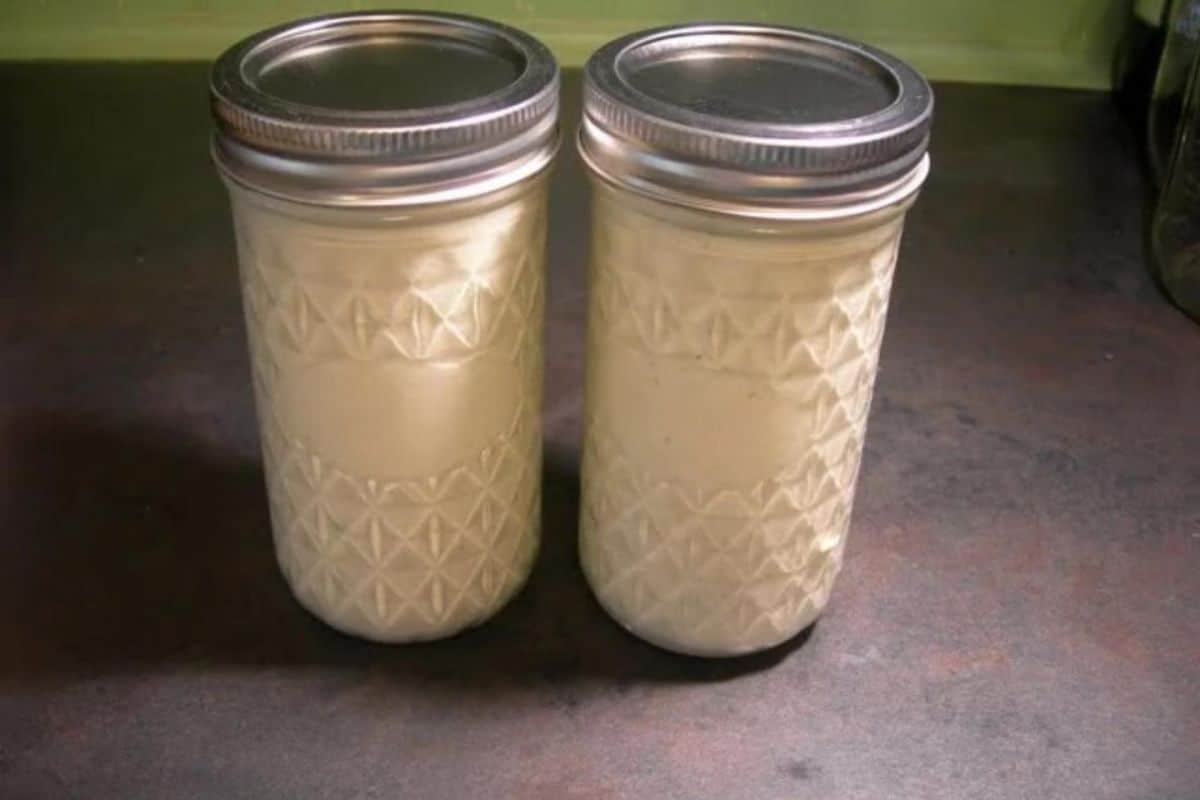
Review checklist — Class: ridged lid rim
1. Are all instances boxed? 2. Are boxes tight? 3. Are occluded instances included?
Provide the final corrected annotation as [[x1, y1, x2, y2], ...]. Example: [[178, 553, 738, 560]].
[[579, 23, 933, 214], [210, 11, 560, 206]]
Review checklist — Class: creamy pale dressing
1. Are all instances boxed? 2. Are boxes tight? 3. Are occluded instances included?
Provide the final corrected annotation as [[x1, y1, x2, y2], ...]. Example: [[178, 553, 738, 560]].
[[230, 183, 546, 642], [580, 182, 912, 656]]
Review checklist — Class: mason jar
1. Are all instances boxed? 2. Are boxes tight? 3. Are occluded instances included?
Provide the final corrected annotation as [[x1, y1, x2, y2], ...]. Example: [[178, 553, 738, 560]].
[[210, 13, 558, 642], [577, 24, 933, 656]]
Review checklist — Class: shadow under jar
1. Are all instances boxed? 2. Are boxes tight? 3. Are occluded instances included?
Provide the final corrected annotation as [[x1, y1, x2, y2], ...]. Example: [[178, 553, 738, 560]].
[[210, 13, 558, 642], [577, 24, 933, 657]]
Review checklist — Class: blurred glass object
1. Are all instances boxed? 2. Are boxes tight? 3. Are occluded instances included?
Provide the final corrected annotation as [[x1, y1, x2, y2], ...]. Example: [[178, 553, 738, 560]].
[[1151, 48, 1200, 319], [1149, 0, 1200, 182], [1113, 0, 1200, 317]]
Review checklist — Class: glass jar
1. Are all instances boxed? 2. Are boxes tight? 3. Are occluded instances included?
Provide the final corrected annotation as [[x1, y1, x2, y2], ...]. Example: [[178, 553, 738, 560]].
[[210, 13, 558, 642], [1152, 44, 1200, 319], [1150, 0, 1200, 182], [577, 24, 933, 656]]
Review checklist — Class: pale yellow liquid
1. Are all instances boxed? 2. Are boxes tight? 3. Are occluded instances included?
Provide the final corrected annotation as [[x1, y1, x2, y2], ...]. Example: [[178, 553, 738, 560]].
[[228, 179, 546, 642], [580, 180, 914, 656]]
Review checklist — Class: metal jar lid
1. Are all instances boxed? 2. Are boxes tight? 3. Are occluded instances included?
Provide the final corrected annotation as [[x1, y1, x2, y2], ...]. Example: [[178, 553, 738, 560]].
[[579, 23, 933, 219], [211, 12, 560, 207]]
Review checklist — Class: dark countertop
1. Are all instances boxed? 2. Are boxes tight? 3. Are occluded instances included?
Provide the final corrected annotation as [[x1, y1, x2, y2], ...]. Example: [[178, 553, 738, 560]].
[[1, 64, 1198, 800]]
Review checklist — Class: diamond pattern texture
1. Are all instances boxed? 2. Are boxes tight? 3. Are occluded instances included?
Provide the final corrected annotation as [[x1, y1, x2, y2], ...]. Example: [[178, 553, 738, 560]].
[[231, 187, 545, 642], [580, 191, 907, 656]]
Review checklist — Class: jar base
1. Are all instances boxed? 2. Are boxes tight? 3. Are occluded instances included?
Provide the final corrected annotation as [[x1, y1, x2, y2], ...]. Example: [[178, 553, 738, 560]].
[[276, 550, 537, 645], [582, 559, 827, 658]]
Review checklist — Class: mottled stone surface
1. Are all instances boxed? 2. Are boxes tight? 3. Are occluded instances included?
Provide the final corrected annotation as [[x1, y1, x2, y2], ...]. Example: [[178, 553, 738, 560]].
[[0, 64, 1197, 799]]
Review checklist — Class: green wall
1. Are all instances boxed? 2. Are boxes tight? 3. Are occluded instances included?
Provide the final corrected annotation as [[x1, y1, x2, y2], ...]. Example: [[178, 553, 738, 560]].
[[2, 1, 1132, 88]]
